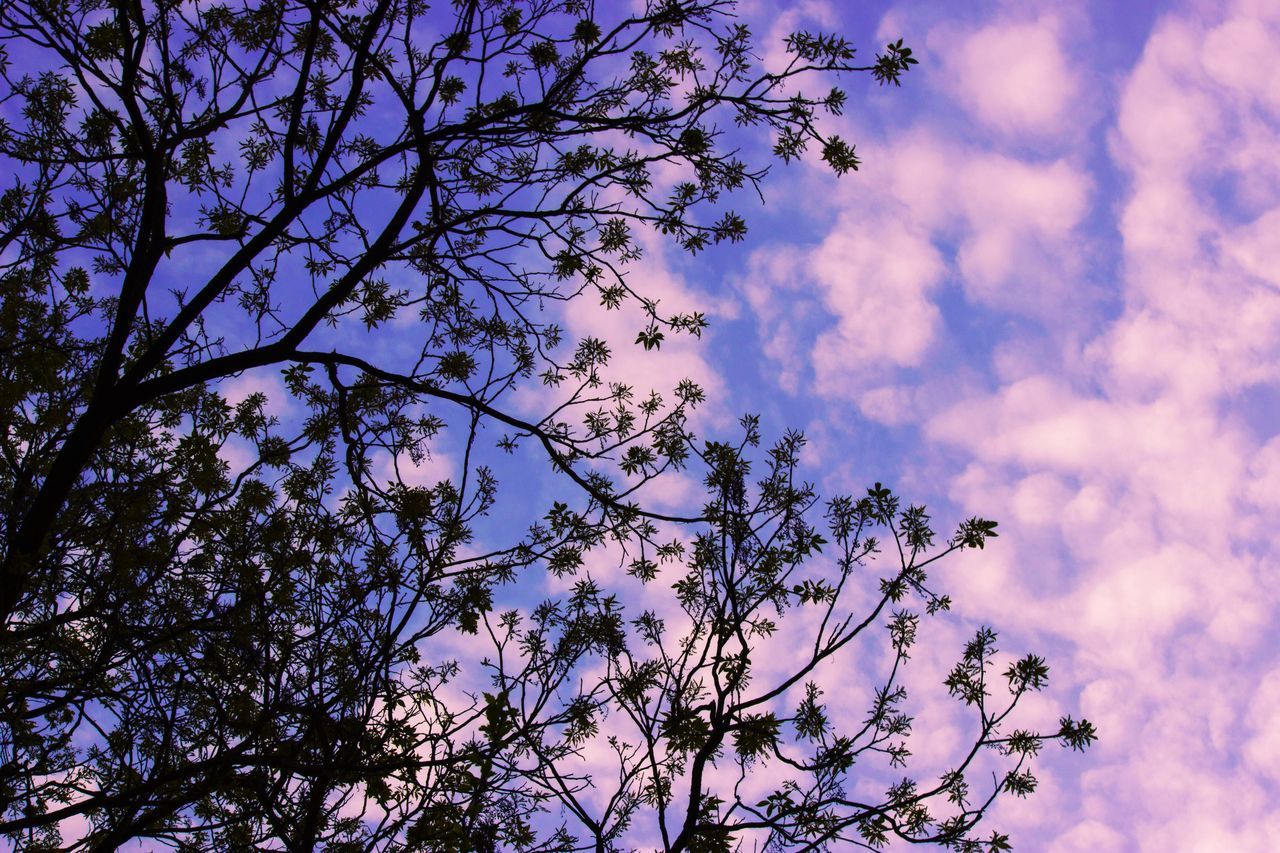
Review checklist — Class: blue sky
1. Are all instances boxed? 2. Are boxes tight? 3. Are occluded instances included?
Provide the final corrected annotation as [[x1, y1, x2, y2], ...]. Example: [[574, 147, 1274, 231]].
[[14, 0, 1280, 847], [206, 0, 1280, 847], [473, 0, 1279, 847], [702, 0, 1280, 847]]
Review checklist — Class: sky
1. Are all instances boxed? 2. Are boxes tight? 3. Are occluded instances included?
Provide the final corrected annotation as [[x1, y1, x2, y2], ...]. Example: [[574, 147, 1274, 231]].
[[577, 0, 1280, 848], [15, 0, 1276, 847]]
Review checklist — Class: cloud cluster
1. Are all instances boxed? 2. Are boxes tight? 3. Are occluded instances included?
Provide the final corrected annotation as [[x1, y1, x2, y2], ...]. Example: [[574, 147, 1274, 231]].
[[931, 13, 1085, 141], [735, 1, 1280, 847], [385, 2, 1280, 846], [929, 4, 1280, 848]]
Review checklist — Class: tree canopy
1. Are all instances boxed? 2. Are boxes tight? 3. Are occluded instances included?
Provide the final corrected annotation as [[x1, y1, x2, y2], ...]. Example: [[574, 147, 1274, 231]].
[[0, 0, 1094, 849]]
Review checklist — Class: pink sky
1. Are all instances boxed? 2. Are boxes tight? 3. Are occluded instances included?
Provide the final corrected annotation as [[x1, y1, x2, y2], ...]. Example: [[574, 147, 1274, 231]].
[[607, 0, 1280, 847]]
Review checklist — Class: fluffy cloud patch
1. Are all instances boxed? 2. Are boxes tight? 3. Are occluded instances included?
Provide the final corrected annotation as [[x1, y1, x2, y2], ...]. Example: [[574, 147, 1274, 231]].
[[809, 215, 945, 398], [709, 1, 1280, 845], [952, 155, 1091, 306], [740, 143, 1092, 424], [868, 133, 1094, 316], [918, 1, 1280, 846], [220, 370, 293, 419], [934, 16, 1083, 139]]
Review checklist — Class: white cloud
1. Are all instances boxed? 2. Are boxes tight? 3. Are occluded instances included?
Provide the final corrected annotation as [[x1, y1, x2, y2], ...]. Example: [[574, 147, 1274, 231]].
[[809, 215, 945, 398], [738, 127, 1095, 424], [915, 2, 1280, 847], [933, 16, 1083, 139]]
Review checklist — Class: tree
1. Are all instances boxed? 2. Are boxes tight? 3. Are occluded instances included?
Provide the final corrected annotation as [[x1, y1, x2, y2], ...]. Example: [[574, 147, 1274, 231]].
[[0, 0, 1093, 849]]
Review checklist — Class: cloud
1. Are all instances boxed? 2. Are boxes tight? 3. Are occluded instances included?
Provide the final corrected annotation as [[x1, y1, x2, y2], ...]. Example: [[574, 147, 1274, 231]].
[[375, 446, 455, 488], [1200, 13, 1280, 116], [737, 124, 1095, 425], [866, 131, 1095, 314], [738, 244, 814, 396], [952, 155, 1092, 307], [748, 0, 840, 76], [747, 149, 1090, 405], [808, 214, 946, 399], [1243, 666, 1280, 783], [932, 15, 1084, 140], [912, 1, 1280, 847], [219, 370, 294, 419]]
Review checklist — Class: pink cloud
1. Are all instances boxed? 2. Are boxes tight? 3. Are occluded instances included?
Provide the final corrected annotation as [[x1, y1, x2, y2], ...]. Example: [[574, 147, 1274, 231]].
[[870, 135, 1095, 319], [855, 384, 917, 425], [374, 446, 455, 488], [727, 22, 1108, 452], [739, 131, 1094, 428], [952, 155, 1092, 306], [1245, 437, 1280, 510], [1243, 667, 1280, 783], [1225, 207, 1280, 288], [913, 2, 1280, 846], [219, 370, 293, 419], [749, 0, 840, 76], [738, 243, 814, 395], [561, 234, 729, 418], [809, 215, 946, 396], [1200, 14, 1280, 115], [932, 16, 1083, 139]]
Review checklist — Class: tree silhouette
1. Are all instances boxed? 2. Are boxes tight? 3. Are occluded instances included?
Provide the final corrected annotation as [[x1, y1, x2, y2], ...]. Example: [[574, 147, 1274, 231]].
[[0, 0, 1093, 849]]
